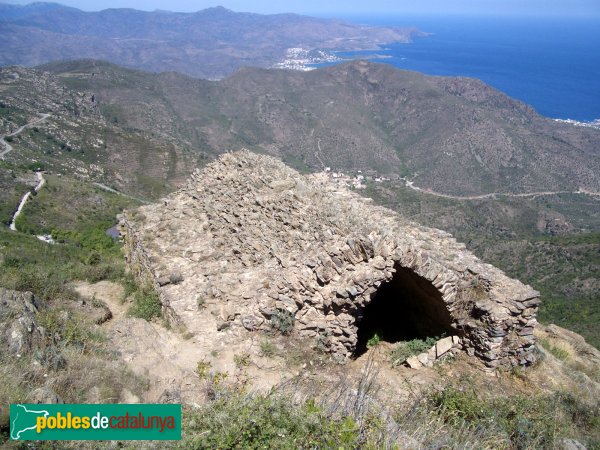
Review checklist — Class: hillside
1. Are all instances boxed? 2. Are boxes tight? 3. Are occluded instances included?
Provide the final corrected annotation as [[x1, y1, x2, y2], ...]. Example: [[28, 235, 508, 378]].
[[363, 182, 600, 348], [0, 3, 422, 79], [36, 59, 600, 196], [1, 59, 599, 346], [1, 58, 599, 447], [0, 64, 201, 198], [1, 153, 598, 449]]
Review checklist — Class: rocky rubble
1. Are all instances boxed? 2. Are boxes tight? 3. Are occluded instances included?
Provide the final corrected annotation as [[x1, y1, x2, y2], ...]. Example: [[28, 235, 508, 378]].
[[120, 150, 540, 368], [0, 287, 43, 355], [405, 336, 462, 369]]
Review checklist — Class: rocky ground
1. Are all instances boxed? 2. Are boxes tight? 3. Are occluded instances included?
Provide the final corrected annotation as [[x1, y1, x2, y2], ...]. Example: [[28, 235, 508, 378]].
[[3, 279, 598, 448]]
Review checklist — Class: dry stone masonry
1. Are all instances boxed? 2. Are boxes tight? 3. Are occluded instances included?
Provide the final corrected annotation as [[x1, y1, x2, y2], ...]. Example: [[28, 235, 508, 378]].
[[120, 150, 540, 368], [0, 287, 43, 355]]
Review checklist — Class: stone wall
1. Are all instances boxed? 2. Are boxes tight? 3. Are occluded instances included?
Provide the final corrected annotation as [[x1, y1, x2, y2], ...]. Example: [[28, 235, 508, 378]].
[[120, 150, 539, 368]]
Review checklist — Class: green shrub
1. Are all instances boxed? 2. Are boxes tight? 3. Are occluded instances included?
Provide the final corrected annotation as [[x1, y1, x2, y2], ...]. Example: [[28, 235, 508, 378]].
[[176, 392, 361, 449], [36, 308, 100, 349], [424, 384, 600, 449], [51, 226, 115, 252], [122, 273, 162, 320], [13, 213, 36, 234], [196, 360, 212, 380], [85, 250, 102, 266], [315, 332, 331, 352], [19, 161, 45, 171], [367, 332, 381, 348], [2, 255, 21, 268], [79, 227, 115, 251], [121, 273, 138, 299], [233, 353, 250, 369], [33, 345, 66, 371], [0, 221, 124, 301], [428, 385, 492, 426], [128, 286, 162, 321], [391, 336, 438, 366], [559, 392, 600, 434], [270, 309, 295, 334], [259, 340, 275, 358]]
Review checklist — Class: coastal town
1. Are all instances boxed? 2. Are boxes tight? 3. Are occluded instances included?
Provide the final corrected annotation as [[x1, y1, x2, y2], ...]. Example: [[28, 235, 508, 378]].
[[271, 47, 342, 71], [553, 118, 600, 130]]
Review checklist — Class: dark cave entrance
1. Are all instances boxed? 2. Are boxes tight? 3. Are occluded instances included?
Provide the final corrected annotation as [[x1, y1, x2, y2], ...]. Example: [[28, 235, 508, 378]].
[[353, 264, 456, 357]]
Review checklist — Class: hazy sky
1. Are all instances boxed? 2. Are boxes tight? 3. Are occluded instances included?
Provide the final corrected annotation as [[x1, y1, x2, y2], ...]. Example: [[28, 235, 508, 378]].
[[2, 0, 599, 17]]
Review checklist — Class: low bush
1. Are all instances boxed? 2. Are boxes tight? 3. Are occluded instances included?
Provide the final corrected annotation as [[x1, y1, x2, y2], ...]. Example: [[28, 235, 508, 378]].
[[367, 332, 381, 348], [233, 353, 250, 369], [539, 338, 570, 360], [270, 309, 295, 334], [127, 284, 162, 321], [176, 392, 362, 450], [195, 360, 212, 380], [422, 384, 600, 449], [259, 340, 275, 357], [0, 229, 124, 302], [391, 336, 438, 366], [36, 308, 99, 349]]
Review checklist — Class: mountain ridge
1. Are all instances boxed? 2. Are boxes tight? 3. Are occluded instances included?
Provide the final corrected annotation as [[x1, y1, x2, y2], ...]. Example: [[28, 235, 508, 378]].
[[0, 2, 423, 79], [2, 59, 599, 198]]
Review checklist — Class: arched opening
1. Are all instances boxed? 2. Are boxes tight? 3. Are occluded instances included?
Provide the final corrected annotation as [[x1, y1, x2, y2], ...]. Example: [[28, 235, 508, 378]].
[[354, 264, 457, 357]]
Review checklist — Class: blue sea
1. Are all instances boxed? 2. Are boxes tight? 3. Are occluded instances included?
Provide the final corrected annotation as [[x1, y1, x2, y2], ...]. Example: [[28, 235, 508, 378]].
[[316, 16, 600, 122]]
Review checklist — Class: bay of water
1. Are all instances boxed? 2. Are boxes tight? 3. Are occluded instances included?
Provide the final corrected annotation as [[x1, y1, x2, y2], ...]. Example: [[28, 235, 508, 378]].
[[318, 15, 600, 121]]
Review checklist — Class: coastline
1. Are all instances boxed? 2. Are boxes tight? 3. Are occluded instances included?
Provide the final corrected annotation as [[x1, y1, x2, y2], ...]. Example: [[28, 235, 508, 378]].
[[271, 48, 341, 71], [273, 17, 599, 121], [272, 47, 395, 71], [553, 118, 600, 130]]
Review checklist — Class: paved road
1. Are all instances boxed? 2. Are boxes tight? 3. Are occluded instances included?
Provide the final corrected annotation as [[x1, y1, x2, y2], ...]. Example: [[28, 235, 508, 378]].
[[403, 179, 600, 200], [0, 113, 50, 159], [93, 182, 148, 203]]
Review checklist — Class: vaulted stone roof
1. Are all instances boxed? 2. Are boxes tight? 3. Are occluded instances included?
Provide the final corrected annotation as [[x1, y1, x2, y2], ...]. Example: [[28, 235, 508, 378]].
[[120, 150, 539, 368]]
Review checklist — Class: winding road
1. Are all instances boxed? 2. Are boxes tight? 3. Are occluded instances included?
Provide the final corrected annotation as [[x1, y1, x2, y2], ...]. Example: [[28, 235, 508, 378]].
[[93, 182, 148, 203], [3, 113, 52, 235], [0, 113, 50, 160], [402, 179, 600, 201], [9, 171, 45, 231]]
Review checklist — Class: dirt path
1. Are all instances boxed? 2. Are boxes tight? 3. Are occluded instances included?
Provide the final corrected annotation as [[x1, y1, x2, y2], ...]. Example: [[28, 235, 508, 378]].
[[71, 281, 210, 402], [9, 172, 45, 231], [403, 179, 600, 201], [315, 138, 326, 169], [93, 182, 148, 203], [0, 113, 50, 159], [71, 280, 128, 323], [70, 280, 302, 403]]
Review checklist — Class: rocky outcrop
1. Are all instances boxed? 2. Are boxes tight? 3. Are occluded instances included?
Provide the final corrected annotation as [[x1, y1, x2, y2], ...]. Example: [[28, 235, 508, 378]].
[[0, 287, 43, 355], [120, 150, 540, 368]]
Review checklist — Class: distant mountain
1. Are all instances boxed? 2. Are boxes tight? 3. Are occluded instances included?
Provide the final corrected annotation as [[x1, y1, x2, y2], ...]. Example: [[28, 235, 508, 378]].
[[35, 59, 600, 195], [2, 59, 599, 197], [0, 3, 422, 79]]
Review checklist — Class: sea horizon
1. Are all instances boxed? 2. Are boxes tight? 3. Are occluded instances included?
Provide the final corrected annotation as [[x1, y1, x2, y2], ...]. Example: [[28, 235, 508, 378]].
[[311, 15, 600, 122]]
